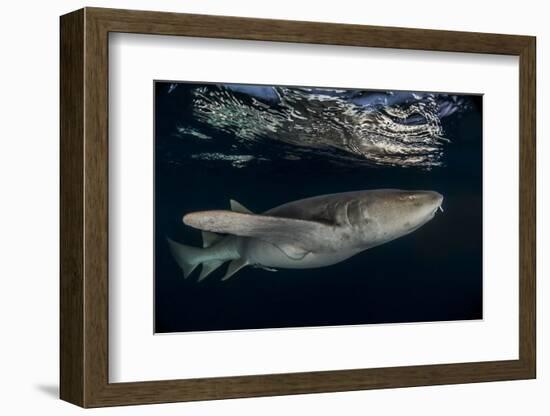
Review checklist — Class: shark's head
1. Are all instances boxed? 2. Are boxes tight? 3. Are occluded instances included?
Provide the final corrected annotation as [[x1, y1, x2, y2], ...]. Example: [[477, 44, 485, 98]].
[[356, 189, 444, 246]]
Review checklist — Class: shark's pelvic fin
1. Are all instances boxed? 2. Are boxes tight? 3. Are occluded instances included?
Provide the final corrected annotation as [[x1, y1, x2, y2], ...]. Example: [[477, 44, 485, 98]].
[[201, 230, 222, 248], [198, 260, 224, 282], [230, 199, 254, 214], [222, 258, 248, 281]]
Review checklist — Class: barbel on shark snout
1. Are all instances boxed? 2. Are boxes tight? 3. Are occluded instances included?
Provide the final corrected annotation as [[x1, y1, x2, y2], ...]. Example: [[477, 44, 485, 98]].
[[167, 189, 444, 282]]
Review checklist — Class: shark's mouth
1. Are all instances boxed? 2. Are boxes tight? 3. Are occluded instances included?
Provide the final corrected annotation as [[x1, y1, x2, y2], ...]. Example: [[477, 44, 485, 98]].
[[428, 203, 444, 220]]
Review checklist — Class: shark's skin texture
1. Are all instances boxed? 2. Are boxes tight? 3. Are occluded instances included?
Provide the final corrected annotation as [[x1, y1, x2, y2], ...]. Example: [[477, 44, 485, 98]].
[[167, 189, 443, 282]]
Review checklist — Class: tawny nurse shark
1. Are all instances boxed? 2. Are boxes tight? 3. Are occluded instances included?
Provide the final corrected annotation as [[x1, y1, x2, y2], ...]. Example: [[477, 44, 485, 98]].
[[167, 189, 443, 282]]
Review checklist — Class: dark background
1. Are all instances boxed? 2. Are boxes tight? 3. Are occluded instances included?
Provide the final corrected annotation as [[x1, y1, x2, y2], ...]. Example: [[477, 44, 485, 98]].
[[154, 82, 483, 333]]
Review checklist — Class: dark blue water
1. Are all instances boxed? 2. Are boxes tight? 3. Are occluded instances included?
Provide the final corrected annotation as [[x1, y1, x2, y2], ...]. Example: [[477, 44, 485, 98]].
[[154, 81, 482, 333]]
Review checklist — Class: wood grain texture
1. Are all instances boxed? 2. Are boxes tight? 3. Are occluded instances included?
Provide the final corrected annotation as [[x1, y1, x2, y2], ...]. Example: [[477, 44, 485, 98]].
[[518, 37, 536, 375], [59, 7, 537, 408], [89, 7, 532, 54], [83, 10, 110, 406], [59, 8, 84, 407]]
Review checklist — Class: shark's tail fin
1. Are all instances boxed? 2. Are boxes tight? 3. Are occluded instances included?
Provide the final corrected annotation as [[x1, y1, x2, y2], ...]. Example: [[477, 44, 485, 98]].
[[166, 237, 226, 281], [166, 238, 201, 278]]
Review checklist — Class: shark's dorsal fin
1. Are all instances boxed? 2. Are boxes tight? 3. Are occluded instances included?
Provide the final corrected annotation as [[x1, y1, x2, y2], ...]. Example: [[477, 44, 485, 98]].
[[230, 199, 253, 214], [201, 230, 222, 248], [222, 259, 248, 281]]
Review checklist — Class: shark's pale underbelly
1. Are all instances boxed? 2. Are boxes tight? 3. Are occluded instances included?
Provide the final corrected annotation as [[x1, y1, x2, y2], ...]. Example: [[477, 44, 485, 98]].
[[241, 237, 360, 269]]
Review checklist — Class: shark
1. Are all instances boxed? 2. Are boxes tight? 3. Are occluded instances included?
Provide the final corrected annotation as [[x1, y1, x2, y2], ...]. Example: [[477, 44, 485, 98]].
[[167, 189, 444, 282]]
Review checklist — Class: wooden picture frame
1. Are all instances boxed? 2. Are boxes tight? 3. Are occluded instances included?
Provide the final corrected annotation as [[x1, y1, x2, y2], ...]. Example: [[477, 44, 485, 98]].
[[60, 7, 536, 408]]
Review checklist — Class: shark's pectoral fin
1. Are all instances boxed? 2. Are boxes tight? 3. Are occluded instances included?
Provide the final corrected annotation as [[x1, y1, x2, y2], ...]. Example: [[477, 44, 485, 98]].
[[222, 259, 248, 281], [183, 210, 331, 256], [230, 199, 254, 214]]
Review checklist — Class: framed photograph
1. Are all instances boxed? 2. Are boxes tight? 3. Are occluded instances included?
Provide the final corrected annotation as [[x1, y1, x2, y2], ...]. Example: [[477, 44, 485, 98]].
[[60, 7, 536, 407]]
